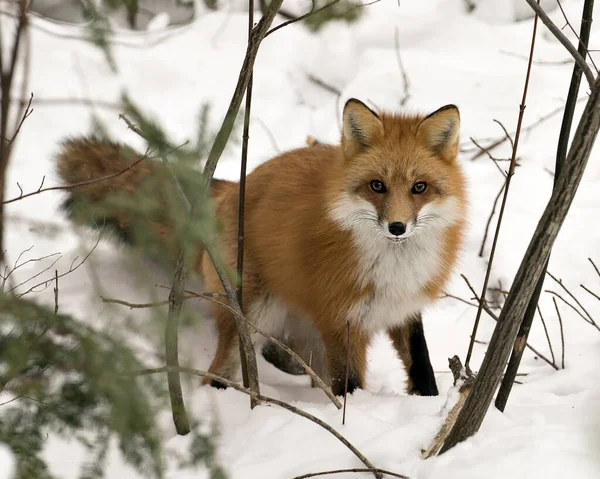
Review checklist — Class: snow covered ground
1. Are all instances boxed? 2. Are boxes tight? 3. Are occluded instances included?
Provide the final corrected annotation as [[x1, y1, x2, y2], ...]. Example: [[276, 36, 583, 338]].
[[3, 0, 600, 477]]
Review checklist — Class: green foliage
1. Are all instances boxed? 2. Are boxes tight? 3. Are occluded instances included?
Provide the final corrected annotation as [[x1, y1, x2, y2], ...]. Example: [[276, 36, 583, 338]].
[[303, 0, 364, 32], [0, 295, 164, 478], [79, 0, 117, 72]]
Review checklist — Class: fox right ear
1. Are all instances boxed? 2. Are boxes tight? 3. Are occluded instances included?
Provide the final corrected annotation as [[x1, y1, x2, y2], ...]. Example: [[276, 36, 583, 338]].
[[341, 99, 384, 158], [417, 104, 460, 162]]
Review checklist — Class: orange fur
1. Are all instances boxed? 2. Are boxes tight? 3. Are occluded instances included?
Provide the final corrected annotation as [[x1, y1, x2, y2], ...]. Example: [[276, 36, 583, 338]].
[[201, 100, 467, 395], [55, 99, 467, 397]]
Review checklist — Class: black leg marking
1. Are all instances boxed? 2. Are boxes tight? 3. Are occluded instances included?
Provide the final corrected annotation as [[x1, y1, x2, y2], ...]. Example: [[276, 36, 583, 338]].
[[209, 379, 228, 390], [331, 371, 362, 397], [408, 321, 439, 396]]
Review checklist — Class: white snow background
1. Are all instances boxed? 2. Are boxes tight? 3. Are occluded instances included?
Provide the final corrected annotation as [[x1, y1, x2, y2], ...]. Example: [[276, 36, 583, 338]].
[[3, 0, 600, 478]]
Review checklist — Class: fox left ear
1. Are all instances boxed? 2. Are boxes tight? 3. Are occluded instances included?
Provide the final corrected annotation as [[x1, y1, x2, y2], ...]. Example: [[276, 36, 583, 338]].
[[417, 105, 460, 161], [341, 98, 384, 158]]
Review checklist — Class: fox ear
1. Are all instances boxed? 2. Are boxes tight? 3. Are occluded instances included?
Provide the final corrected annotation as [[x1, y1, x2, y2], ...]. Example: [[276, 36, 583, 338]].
[[417, 104, 460, 161], [341, 99, 384, 158]]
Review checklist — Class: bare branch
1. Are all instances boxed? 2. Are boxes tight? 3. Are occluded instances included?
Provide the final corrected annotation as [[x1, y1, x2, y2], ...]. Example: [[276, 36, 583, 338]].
[[464, 0, 541, 370], [479, 183, 506, 257], [581, 284, 600, 302], [394, 27, 410, 106], [265, 0, 342, 38], [499, 49, 573, 65], [470, 137, 508, 177], [547, 271, 597, 326], [555, 0, 598, 73], [294, 468, 408, 479], [457, 274, 558, 370], [589, 257, 600, 278], [552, 297, 565, 369], [307, 74, 342, 96], [468, 98, 587, 160], [523, 0, 595, 87], [132, 366, 381, 478], [537, 305, 556, 366]]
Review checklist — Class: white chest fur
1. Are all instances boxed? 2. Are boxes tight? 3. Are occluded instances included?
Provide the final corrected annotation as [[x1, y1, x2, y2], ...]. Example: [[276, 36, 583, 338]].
[[346, 231, 444, 332], [330, 195, 456, 333]]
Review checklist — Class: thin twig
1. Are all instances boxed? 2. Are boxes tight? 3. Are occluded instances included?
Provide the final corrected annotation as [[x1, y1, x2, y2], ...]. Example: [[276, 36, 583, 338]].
[[468, 97, 587, 160], [479, 183, 506, 257], [537, 305, 556, 365], [8, 92, 33, 144], [394, 26, 410, 106], [307, 74, 342, 96], [11, 96, 122, 110], [555, 0, 599, 73], [132, 366, 381, 479], [100, 291, 223, 309], [547, 271, 597, 326], [589, 257, 600, 279], [499, 49, 573, 65], [464, 0, 540, 370], [294, 468, 408, 479], [470, 138, 508, 177], [523, 0, 595, 87], [440, 291, 479, 308], [342, 319, 350, 425], [265, 0, 342, 38], [459, 275, 559, 370], [183, 289, 341, 408], [580, 284, 600, 302], [552, 298, 565, 369], [53, 269, 58, 315], [3, 150, 150, 204], [544, 289, 597, 328], [492, 119, 515, 151], [14, 233, 101, 298]]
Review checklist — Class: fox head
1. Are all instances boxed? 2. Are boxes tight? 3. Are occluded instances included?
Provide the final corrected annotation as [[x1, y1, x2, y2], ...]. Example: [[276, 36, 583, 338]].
[[330, 98, 467, 245]]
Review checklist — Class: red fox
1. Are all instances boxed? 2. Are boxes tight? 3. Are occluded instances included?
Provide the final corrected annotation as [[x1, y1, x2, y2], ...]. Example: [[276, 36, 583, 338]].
[[56, 98, 467, 397]]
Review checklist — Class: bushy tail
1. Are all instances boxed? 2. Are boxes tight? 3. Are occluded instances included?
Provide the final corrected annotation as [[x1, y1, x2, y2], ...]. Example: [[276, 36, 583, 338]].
[[55, 136, 232, 268]]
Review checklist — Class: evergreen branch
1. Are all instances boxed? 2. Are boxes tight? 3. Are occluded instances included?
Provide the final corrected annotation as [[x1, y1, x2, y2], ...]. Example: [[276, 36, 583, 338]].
[[132, 366, 382, 478]]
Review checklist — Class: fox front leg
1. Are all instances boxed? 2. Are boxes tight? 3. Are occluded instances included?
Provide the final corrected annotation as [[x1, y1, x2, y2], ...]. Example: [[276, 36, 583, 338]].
[[388, 314, 438, 396], [321, 325, 371, 397]]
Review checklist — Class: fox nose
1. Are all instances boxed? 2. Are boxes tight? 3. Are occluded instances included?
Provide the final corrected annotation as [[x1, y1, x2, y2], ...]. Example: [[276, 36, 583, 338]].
[[388, 222, 406, 236]]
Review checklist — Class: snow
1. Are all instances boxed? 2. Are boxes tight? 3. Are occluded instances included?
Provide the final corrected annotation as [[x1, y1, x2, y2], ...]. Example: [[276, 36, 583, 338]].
[[3, 0, 600, 478], [0, 445, 15, 479]]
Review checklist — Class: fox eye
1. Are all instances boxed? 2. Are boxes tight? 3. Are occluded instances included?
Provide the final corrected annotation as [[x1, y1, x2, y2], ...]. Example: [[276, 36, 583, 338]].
[[411, 181, 427, 194], [369, 180, 387, 193]]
